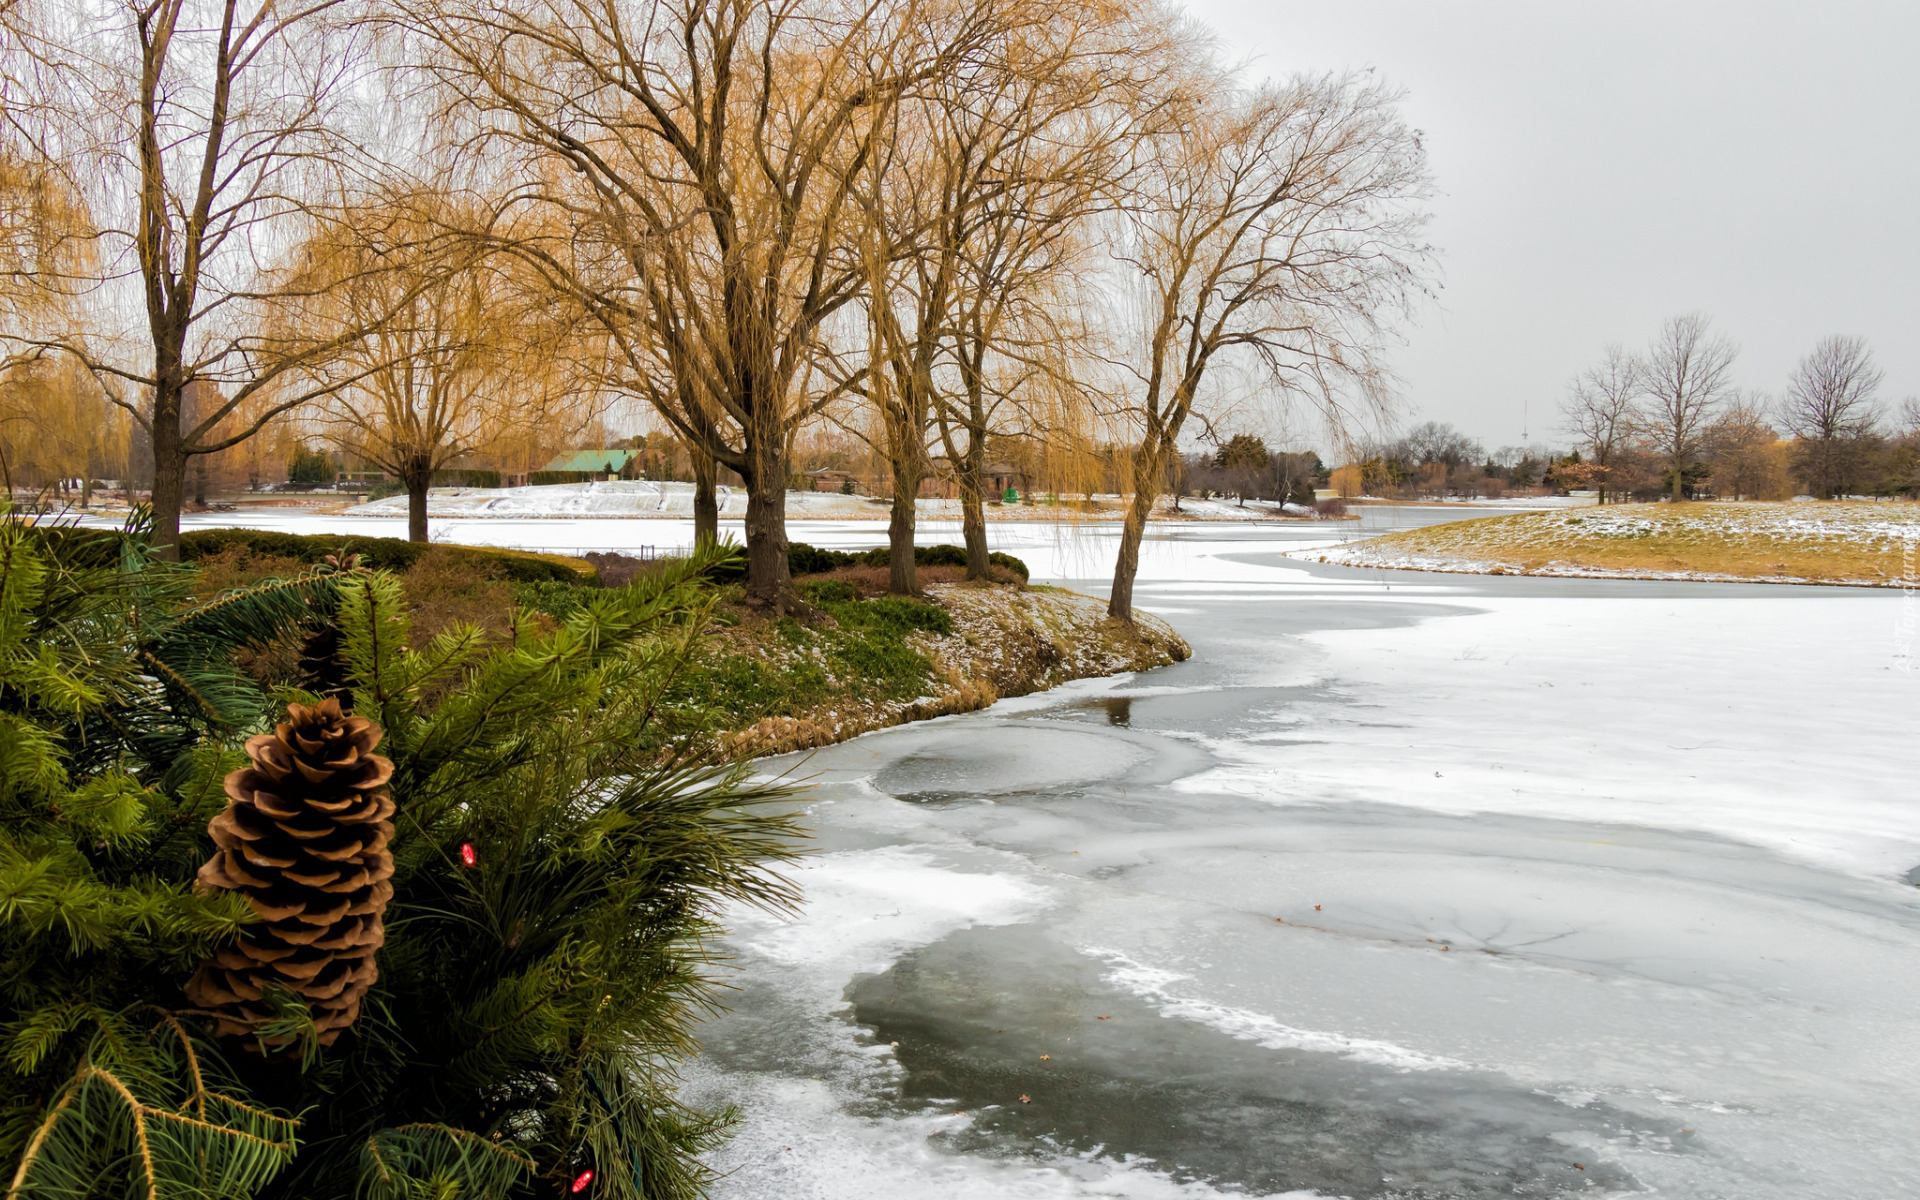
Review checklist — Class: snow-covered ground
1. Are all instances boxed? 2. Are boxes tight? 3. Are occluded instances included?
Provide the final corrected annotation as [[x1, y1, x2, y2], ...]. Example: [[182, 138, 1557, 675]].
[[1310, 501, 1920, 587], [347, 480, 1372, 523], [352, 480, 883, 519], [153, 510, 1919, 1197]]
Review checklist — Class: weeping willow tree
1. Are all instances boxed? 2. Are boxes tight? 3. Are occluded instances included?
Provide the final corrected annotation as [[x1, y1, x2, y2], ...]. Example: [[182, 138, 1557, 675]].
[[1, 516, 798, 1199], [1101, 72, 1434, 621]]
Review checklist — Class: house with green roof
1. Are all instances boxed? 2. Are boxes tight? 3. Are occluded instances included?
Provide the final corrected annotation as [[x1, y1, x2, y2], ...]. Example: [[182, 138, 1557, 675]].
[[534, 449, 641, 482]]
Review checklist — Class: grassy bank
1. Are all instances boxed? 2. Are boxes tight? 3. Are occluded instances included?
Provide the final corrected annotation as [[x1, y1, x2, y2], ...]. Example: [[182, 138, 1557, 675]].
[[699, 576, 1188, 756], [1317, 501, 1920, 585], [188, 534, 1188, 755]]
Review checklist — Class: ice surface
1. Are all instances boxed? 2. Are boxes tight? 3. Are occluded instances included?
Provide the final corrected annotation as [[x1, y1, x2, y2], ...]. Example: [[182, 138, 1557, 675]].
[[687, 523, 1918, 1199], [1084, 947, 1469, 1072], [163, 510, 1920, 1197]]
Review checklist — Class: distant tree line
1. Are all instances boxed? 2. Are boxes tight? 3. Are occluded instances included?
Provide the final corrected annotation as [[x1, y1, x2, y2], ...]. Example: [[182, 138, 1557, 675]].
[[1328, 422, 1562, 501], [1326, 319, 1919, 504], [1559, 315, 1918, 502], [1170, 434, 1329, 508]]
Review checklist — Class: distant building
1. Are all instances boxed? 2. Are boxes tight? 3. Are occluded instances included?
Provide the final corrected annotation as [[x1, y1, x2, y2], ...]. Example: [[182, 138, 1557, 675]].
[[919, 459, 1019, 499], [538, 449, 642, 481], [805, 468, 861, 494]]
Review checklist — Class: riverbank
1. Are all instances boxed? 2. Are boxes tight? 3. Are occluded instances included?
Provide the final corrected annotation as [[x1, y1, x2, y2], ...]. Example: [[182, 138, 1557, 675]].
[[178, 528, 1189, 758], [706, 579, 1190, 757], [1308, 500, 1920, 586]]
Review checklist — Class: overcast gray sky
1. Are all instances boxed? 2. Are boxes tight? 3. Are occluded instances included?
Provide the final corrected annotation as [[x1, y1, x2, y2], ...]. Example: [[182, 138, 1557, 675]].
[[1181, 0, 1920, 448]]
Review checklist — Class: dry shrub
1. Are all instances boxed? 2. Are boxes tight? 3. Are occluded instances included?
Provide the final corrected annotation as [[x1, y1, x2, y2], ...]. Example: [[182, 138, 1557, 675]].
[[186, 545, 532, 693], [187, 547, 318, 688], [586, 551, 672, 588], [402, 547, 516, 643], [188, 546, 311, 601]]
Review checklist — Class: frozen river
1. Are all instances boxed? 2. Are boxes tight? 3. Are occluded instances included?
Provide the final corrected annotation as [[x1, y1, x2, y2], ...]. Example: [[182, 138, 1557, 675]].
[[174, 508, 1920, 1197]]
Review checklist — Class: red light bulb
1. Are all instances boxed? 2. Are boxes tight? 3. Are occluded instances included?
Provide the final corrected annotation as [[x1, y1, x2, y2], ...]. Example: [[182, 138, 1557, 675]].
[[459, 842, 477, 868], [570, 1169, 595, 1194]]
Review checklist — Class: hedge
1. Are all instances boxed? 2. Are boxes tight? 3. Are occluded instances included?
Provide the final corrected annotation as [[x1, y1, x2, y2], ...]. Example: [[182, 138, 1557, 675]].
[[430, 468, 503, 488], [779, 541, 1029, 581], [177, 528, 596, 583]]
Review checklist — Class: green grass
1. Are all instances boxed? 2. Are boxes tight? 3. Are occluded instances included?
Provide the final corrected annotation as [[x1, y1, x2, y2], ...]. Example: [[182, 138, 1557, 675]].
[[172, 536, 971, 749], [666, 584, 954, 731]]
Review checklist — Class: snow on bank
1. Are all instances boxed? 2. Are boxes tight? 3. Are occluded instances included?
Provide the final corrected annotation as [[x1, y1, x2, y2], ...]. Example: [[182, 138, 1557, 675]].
[[1306, 501, 1920, 587], [352, 480, 873, 519], [721, 584, 1190, 757]]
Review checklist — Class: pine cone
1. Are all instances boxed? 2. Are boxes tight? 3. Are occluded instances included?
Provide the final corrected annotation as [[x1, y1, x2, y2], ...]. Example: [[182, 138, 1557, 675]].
[[186, 698, 396, 1049]]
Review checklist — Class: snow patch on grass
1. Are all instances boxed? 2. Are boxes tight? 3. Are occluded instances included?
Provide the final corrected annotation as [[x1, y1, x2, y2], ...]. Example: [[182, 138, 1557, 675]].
[[1307, 501, 1920, 586]]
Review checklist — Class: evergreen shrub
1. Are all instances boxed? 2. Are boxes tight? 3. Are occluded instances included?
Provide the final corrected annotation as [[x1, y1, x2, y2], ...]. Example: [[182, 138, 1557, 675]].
[[1, 516, 799, 1199]]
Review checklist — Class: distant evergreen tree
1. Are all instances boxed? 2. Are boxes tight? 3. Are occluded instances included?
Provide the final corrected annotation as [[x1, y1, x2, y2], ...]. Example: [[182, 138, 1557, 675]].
[[287, 445, 336, 486]]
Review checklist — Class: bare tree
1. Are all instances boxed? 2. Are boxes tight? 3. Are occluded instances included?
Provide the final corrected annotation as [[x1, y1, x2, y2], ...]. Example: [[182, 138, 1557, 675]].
[[1703, 395, 1787, 501], [1560, 343, 1639, 503], [1399, 420, 1482, 470], [405, 0, 996, 608], [925, 7, 1151, 580], [1782, 334, 1883, 499], [4, 0, 407, 554], [1889, 397, 1920, 499], [832, 0, 1145, 591], [301, 191, 590, 541], [1103, 72, 1432, 621], [1637, 312, 1736, 502]]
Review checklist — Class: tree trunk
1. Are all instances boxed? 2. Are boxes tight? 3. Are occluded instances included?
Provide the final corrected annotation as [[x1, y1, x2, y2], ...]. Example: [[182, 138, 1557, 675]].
[[887, 451, 921, 596], [148, 381, 186, 559], [1108, 445, 1165, 624], [405, 460, 431, 543], [741, 435, 792, 609], [150, 447, 186, 558], [691, 447, 718, 548], [1670, 457, 1685, 502], [958, 433, 989, 580]]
